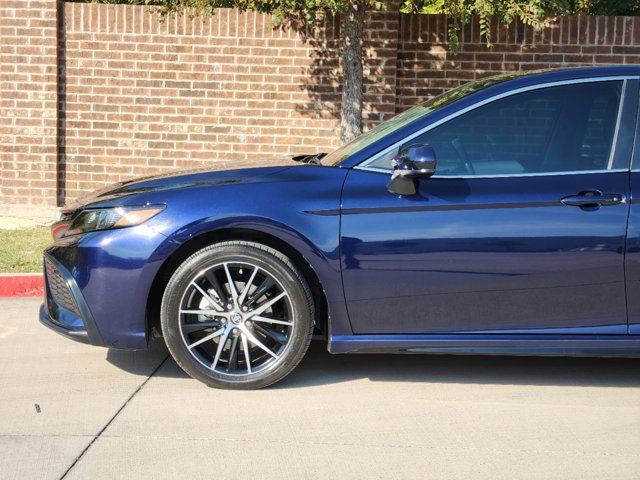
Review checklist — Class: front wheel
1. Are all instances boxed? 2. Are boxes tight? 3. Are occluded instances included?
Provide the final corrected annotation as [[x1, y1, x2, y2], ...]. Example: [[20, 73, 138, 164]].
[[160, 241, 314, 389]]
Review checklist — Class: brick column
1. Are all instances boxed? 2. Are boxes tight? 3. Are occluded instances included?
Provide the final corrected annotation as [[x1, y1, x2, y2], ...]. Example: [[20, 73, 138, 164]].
[[0, 0, 59, 206]]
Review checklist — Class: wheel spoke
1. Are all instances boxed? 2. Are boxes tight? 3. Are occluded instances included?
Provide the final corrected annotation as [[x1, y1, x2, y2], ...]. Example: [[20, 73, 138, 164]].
[[224, 263, 239, 301], [241, 333, 252, 373], [204, 270, 226, 304], [251, 315, 293, 327], [238, 267, 258, 305], [246, 276, 274, 306], [180, 309, 221, 316], [249, 292, 287, 318], [211, 327, 232, 370], [227, 335, 239, 372], [191, 281, 224, 312], [253, 323, 287, 344], [243, 328, 278, 358], [181, 321, 221, 333], [187, 328, 224, 349]]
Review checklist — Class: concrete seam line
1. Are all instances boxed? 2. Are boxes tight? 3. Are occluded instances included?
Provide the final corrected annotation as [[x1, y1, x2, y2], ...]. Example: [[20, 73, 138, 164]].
[[58, 354, 170, 480]]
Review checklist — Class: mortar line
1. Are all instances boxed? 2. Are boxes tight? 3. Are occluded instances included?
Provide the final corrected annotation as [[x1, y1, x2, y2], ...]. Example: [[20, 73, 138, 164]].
[[58, 355, 170, 480]]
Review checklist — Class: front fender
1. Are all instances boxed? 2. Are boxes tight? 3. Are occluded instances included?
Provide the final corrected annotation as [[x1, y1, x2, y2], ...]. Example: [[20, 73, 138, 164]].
[[142, 165, 352, 337]]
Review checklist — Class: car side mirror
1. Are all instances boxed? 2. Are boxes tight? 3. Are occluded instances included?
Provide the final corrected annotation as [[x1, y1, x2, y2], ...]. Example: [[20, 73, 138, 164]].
[[387, 144, 437, 195]]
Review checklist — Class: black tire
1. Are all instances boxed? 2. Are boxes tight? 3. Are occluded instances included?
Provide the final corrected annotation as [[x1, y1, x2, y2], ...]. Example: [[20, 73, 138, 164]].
[[160, 241, 314, 389]]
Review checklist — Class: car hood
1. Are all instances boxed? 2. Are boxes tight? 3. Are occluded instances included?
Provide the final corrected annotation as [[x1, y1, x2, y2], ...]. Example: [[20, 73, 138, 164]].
[[62, 158, 301, 214]]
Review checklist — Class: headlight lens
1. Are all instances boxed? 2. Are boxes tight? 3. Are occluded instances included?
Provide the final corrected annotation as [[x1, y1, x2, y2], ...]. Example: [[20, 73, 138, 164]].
[[54, 205, 165, 239]]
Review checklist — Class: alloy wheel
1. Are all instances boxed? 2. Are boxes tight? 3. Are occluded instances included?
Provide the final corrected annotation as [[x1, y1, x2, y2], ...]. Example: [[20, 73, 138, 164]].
[[178, 261, 294, 376]]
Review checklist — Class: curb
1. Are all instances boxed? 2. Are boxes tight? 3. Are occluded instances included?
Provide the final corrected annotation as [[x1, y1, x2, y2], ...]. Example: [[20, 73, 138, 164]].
[[0, 274, 44, 298]]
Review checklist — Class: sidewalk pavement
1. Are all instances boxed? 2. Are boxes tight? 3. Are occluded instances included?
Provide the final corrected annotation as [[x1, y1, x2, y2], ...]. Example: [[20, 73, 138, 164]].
[[2, 298, 640, 480], [0, 204, 59, 230]]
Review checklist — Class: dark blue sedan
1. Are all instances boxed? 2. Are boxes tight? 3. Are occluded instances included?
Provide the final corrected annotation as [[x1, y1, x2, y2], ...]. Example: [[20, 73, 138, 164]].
[[41, 66, 640, 388]]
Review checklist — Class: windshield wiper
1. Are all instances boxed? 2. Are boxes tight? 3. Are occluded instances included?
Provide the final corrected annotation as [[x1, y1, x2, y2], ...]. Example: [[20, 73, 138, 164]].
[[291, 152, 327, 165]]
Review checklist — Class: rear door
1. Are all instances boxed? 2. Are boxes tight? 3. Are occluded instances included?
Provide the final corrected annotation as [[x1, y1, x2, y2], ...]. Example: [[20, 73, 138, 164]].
[[341, 78, 638, 335]]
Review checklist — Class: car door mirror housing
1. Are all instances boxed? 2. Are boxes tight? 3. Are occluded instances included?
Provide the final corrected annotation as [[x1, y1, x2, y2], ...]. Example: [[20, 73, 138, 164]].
[[387, 144, 437, 195]]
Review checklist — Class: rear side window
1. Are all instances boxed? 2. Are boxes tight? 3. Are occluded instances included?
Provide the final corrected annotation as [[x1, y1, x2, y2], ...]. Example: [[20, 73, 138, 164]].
[[368, 80, 623, 176]]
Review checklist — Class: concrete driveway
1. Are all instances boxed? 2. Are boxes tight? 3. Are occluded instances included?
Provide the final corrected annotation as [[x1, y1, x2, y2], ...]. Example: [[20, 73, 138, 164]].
[[1, 298, 639, 480]]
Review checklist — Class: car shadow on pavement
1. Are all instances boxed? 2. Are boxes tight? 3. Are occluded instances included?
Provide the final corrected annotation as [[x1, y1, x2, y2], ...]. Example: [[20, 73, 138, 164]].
[[105, 340, 640, 390]]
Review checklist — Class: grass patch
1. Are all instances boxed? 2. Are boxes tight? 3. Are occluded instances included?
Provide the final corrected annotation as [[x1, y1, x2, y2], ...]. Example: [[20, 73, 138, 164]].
[[0, 228, 51, 273]]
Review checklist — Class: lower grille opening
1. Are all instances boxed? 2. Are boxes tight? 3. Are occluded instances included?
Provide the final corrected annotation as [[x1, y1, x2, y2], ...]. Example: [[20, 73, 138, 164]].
[[45, 258, 82, 317]]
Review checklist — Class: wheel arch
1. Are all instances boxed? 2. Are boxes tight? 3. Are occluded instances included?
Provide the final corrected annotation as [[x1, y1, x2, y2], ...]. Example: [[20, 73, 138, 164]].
[[146, 228, 329, 343]]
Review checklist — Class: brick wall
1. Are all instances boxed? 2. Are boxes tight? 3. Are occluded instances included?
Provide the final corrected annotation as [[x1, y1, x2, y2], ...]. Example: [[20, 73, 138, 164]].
[[396, 14, 640, 112], [59, 4, 345, 202], [1, 2, 639, 207], [1, 0, 59, 205]]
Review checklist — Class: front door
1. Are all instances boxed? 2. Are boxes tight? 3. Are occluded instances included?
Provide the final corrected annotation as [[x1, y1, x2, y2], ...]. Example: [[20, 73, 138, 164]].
[[341, 79, 636, 335]]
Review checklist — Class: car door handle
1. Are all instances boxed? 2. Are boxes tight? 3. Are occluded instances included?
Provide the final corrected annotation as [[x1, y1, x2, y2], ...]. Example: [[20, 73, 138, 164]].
[[560, 190, 625, 208]]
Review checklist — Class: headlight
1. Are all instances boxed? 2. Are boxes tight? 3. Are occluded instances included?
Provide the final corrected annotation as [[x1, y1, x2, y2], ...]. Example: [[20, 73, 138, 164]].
[[53, 206, 165, 239]]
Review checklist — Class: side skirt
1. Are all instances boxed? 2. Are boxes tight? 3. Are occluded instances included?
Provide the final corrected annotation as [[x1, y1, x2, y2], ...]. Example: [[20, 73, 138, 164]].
[[328, 334, 640, 357]]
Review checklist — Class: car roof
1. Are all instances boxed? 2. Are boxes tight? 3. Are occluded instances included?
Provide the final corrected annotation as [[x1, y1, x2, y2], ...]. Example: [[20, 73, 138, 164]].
[[468, 65, 639, 97]]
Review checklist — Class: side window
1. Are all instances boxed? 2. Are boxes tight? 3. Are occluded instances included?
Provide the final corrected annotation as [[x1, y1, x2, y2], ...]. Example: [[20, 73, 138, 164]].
[[367, 81, 623, 175]]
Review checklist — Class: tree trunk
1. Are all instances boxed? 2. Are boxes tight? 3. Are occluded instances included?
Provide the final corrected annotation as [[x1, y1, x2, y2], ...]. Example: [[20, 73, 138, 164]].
[[339, 0, 365, 143]]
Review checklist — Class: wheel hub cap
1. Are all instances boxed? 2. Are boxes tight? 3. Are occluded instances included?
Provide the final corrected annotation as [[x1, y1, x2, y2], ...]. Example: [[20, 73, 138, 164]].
[[230, 311, 243, 324]]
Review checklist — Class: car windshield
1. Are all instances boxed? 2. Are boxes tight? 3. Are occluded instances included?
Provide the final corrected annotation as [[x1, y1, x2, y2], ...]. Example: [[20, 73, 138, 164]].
[[322, 73, 524, 166]]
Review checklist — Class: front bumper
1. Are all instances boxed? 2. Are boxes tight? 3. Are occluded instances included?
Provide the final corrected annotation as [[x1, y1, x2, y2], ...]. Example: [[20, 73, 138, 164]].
[[40, 254, 105, 346]]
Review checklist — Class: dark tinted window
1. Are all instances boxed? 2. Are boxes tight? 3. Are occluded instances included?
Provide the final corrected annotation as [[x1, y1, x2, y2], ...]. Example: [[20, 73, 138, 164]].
[[322, 73, 525, 166], [368, 81, 623, 175]]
